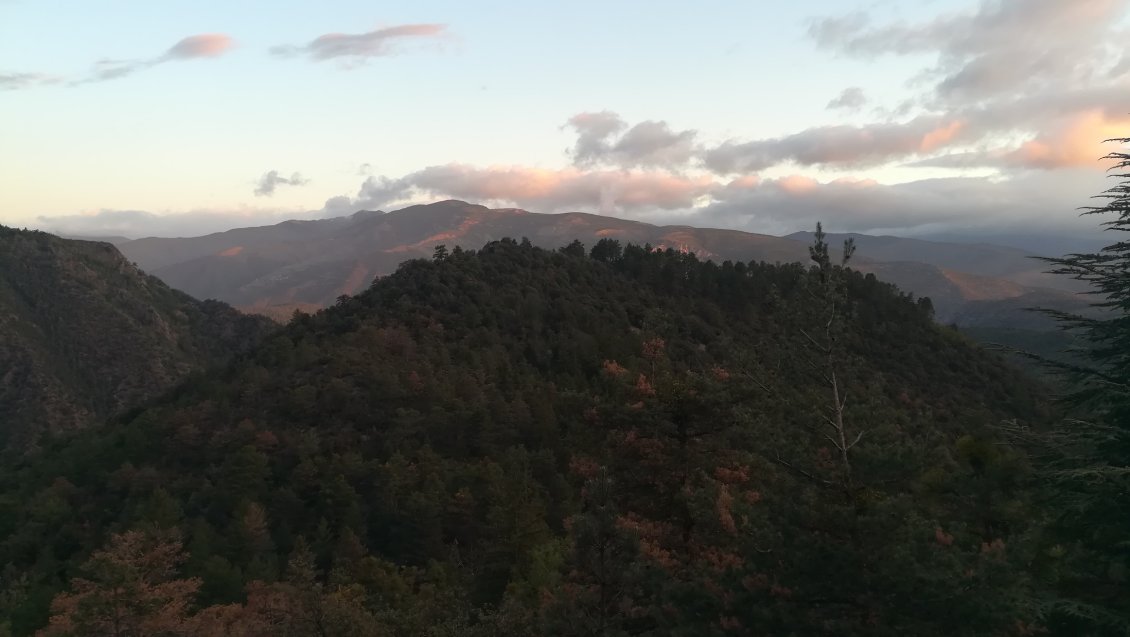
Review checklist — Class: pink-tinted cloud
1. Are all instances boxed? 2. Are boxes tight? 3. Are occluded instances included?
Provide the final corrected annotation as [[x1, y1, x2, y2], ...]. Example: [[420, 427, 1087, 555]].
[[909, 109, 1130, 171], [775, 175, 820, 194], [68, 33, 236, 85], [782, 0, 1130, 173], [165, 34, 234, 60], [1006, 110, 1130, 169], [567, 2, 1128, 177], [704, 116, 970, 174], [272, 24, 448, 64]]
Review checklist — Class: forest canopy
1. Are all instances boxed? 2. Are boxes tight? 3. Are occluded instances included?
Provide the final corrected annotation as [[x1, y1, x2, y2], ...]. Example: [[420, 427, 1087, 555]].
[[4, 234, 1104, 636]]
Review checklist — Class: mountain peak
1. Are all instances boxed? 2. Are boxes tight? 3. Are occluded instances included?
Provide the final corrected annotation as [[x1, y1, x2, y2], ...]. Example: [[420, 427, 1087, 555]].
[[349, 209, 386, 221]]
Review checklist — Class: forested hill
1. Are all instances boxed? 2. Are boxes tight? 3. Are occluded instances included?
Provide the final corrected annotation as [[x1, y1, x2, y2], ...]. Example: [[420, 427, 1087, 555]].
[[0, 226, 272, 448], [1, 239, 1059, 635]]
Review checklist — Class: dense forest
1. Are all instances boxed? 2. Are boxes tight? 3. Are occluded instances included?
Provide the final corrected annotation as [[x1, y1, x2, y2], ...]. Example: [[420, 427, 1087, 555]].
[[3, 225, 1125, 636], [0, 227, 272, 449]]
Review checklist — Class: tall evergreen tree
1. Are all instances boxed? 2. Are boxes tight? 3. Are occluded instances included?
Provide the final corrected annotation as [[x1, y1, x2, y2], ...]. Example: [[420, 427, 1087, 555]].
[[1028, 136, 1130, 634], [1038, 136, 1130, 423]]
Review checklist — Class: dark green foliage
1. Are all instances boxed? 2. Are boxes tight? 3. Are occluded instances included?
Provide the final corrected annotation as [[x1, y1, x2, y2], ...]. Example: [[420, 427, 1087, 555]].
[[0, 237, 1059, 634]]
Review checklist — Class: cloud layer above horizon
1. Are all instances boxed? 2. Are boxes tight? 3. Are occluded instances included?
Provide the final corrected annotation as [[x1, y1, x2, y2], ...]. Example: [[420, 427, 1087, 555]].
[[18, 0, 1130, 241], [317, 0, 1128, 236]]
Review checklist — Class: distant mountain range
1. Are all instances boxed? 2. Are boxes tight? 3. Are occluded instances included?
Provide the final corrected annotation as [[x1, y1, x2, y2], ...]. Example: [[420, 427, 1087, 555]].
[[110, 200, 1087, 326]]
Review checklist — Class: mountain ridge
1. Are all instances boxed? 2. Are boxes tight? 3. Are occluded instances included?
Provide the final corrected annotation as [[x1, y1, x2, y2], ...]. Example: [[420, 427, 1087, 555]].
[[110, 200, 1085, 325]]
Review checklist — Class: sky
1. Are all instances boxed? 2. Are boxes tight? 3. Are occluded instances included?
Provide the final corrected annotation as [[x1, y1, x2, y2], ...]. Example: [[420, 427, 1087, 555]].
[[3, 0, 1129, 240]]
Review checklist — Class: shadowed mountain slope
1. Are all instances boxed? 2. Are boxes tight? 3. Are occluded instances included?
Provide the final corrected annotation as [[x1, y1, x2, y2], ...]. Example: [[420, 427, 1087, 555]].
[[0, 226, 273, 448]]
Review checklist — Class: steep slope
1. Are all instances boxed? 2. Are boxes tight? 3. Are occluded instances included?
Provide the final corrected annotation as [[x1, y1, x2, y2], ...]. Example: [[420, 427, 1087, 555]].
[[0, 240, 1055, 635], [0, 227, 273, 447]]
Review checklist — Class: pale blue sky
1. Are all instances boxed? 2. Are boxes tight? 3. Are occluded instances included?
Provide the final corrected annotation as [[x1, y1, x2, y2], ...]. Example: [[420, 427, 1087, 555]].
[[2, 0, 1126, 237]]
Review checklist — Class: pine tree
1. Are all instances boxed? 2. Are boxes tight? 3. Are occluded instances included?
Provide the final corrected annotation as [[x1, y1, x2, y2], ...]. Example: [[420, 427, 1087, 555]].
[[1038, 136, 1130, 424]]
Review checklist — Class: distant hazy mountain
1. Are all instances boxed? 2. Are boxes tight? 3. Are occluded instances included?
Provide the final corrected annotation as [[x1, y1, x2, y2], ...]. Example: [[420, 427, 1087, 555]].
[[785, 231, 1083, 292], [114, 200, 1087, 326], [0, 226, 273, 448], [118, 201, 809, 314], [910, 232, 1109, 258]]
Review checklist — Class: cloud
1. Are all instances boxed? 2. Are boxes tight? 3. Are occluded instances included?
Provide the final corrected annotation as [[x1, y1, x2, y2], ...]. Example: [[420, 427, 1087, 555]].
[[906, 105, 1130, 171], [810, 0, 1126, 101], [566, 111, 627, 163], [1004, 109, 1130, 169], [704, 116, 968, 173], [0, 72, 61, 91], [827, 87, 867, 111], [68, 33, 236, 86], [31, 1, 1127, 242], [317, 162, 1107, 239], [581, 3, 1129, 176], [254, 170, 310, 197], [332, 164, 718, 214], [35, 164, 1110, 241], [565, 112, 699, 169], [37, 151, 1117, 241], [693, 168, 1108, 237], [271, 24, 447, 64], [773, 0, 1130, 172], [163, 34, 234, 60]]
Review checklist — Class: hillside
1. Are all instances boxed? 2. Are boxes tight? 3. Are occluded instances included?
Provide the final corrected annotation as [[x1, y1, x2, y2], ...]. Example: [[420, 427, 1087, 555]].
[[0, 239, 1060, 635], [0, 227, 273, 448]]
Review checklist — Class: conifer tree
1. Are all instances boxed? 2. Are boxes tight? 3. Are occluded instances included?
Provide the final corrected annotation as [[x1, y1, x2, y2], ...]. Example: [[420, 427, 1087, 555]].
[[1038, 136, 1130, 424], [1028, 136, 1130, 633]]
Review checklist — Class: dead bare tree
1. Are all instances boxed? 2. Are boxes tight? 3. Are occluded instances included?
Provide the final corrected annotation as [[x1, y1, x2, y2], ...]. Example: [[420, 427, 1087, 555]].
[[801, 223, 863, 489]]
